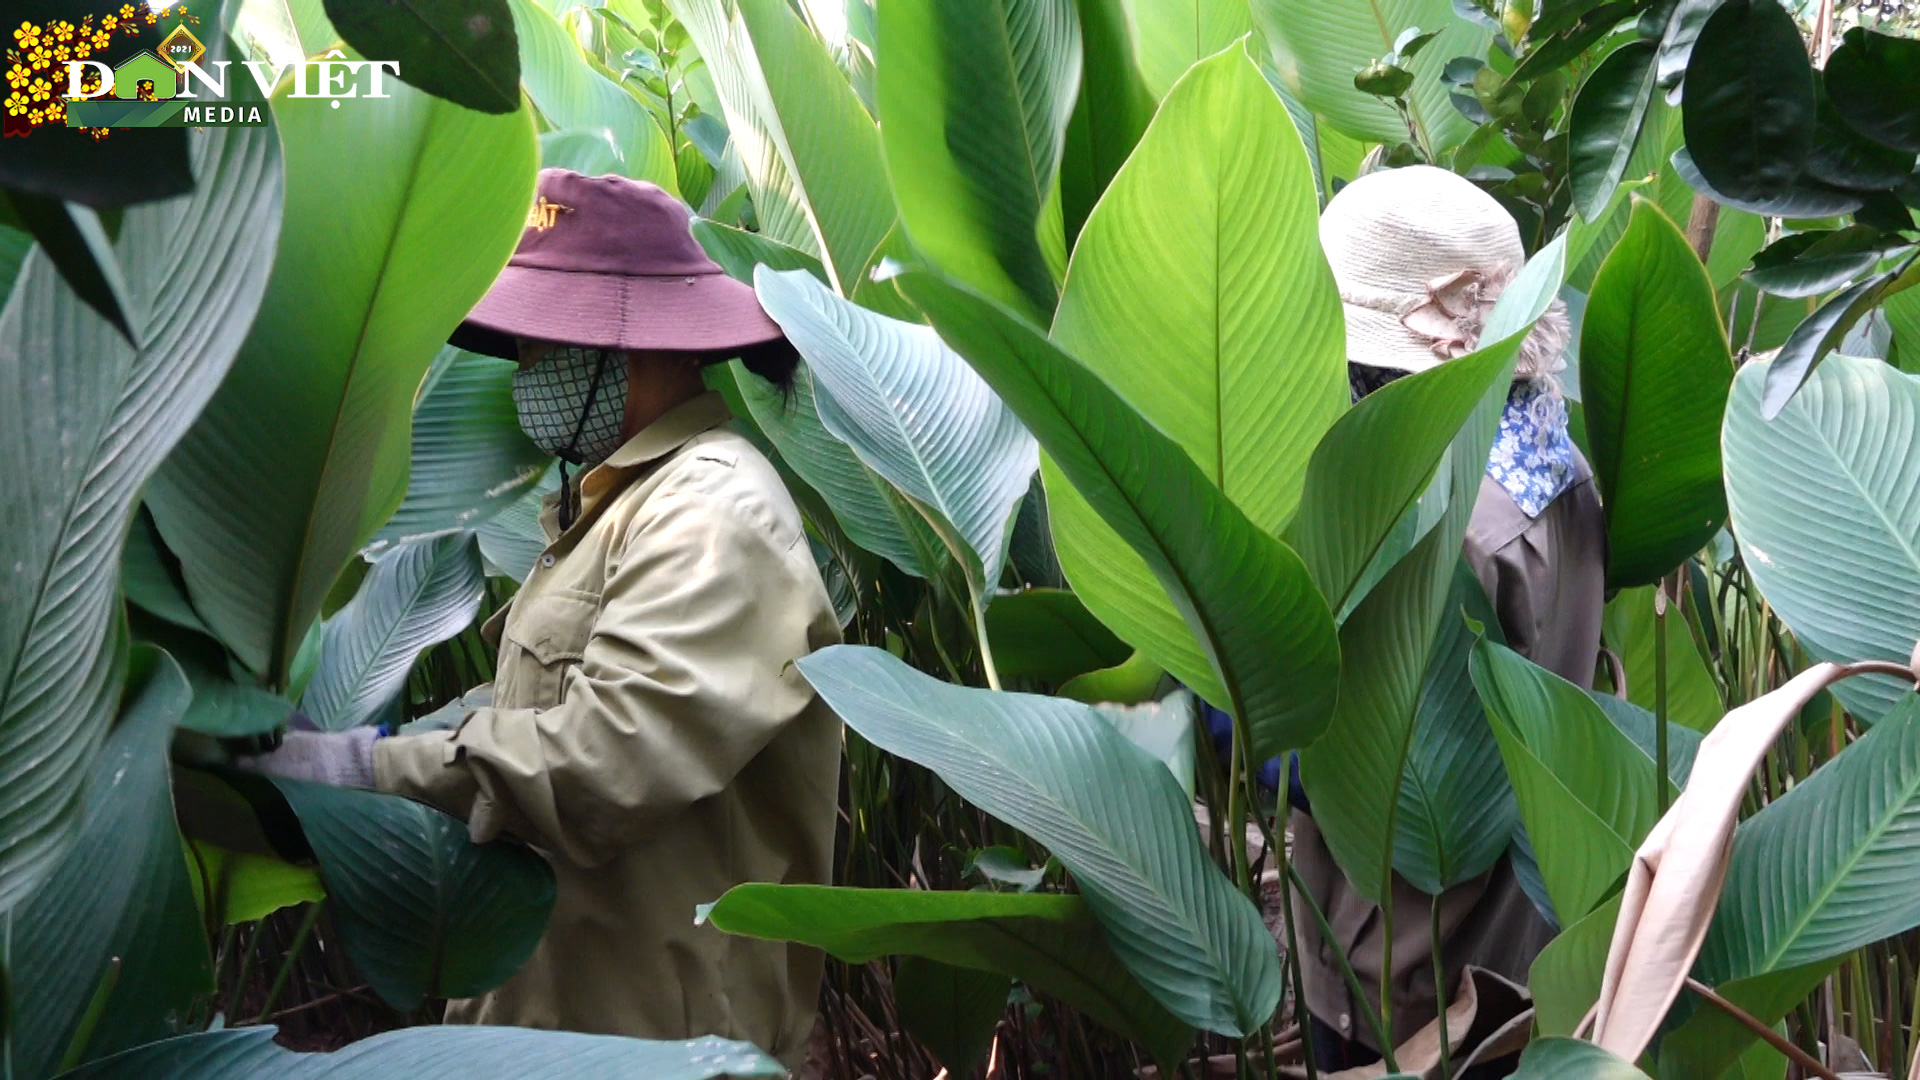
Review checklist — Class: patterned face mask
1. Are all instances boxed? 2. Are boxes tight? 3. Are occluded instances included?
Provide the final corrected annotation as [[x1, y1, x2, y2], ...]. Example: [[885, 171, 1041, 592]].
[[511, 345, 630, 467]]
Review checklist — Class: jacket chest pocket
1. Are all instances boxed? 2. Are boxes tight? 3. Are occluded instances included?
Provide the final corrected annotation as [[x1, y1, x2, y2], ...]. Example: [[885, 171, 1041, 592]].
[[499, 592, 601, 709]]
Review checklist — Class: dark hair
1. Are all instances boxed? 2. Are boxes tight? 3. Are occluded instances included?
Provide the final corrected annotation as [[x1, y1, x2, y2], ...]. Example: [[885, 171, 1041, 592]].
[[1348, 361, 1408, 402], [723, 338, 801, 392]]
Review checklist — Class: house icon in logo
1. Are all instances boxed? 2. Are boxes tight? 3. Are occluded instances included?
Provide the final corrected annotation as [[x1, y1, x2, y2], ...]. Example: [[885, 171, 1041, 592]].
[[111, 50, 178, 101]]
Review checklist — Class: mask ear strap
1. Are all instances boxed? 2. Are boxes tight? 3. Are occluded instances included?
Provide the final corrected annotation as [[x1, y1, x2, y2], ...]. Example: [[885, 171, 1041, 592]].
[[557, 349, 616, 531]]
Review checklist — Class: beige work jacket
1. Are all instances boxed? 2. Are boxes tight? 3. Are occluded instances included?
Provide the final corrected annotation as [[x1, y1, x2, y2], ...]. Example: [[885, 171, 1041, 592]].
[[374, 393, 842, 1067], [1292, 449, 1606, 1051]]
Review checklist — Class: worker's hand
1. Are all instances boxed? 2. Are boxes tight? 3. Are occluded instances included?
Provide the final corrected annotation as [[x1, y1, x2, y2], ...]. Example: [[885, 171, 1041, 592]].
[[234, 722, 379, 789]]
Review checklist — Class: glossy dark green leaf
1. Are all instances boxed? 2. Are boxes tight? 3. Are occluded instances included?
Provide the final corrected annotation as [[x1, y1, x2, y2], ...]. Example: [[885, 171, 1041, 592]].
[[879, 0, 1081, 321], [0, 221, 29, 309], [795, 646, 1280, 1037], [1824, 27, 1920, 154], [1571, 40, 1660, 222], [894, 958, 1010, 1073], [0, 189, 134, 340], [1745, 225, 1907, 299], [897, 269, 1342, 759], [1653, 0, 1715, 90], [61, 1027, 783, 1079], [269, 778, 556, 1010], [324, 0, 519, 113], [1393, 561, 1517, 895], [985, 588, 1131, 685], [691, 218, 827, 284], [1580, 197, 1733, 587], [1808, 85, 1919, 193], [1670, 146, 1863, 217], [1760, 254, 1920, 418], [11, 649, 211, 1078], [701, 884, 1193, 1066], [0, 121, 280, 913], [123, 507, 212, 637], [1679, 0, 1815, 203]]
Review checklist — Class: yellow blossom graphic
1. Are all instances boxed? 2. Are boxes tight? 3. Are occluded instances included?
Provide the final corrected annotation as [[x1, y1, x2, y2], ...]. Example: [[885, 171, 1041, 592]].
[[13, 22, 41, 49], [6, 65, 27, 90], [49, 20, 74, 42], [4, 91, 27, 117]]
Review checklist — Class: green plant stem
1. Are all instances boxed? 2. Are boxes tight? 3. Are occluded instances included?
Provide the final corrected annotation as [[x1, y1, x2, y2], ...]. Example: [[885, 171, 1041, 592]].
[[1285, 862, 1394, 1068], [223, 924, 260, 1023], [1273, 807, 1319, 1080], [1431, 896, 1450, 1080], [253, 901, 325, 1024], [1379, 893, 1395, 1067], [970, 597, 1002, 691], [1656, 578, 1671, 815], [57, 957, 120, 1073], [1225, 726, 1252, 893]]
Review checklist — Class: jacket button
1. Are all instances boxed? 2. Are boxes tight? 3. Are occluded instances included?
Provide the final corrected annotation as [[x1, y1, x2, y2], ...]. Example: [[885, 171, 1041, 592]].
[[540, 554, 556, 568], [1337, 1013, 1350, 1033]]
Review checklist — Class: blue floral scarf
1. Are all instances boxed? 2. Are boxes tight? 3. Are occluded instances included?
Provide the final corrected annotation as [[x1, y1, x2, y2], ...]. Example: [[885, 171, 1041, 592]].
[[1486, 380, 1576, 517]]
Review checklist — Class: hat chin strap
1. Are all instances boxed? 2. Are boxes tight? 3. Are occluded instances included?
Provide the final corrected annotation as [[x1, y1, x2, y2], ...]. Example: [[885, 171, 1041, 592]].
[[556, 350, 615, 531]]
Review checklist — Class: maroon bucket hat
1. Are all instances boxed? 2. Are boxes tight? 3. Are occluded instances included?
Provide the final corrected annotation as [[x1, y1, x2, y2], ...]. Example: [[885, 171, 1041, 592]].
[[450, 169, 790, 364]]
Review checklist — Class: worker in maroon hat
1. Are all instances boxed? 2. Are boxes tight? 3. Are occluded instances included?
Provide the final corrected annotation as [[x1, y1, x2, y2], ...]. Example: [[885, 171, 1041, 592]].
[[240, 170, 842, 1066]]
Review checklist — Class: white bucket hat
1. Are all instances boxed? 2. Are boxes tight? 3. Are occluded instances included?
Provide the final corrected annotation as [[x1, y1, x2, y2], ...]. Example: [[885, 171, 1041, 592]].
[[1321, 165, 1563, 377]]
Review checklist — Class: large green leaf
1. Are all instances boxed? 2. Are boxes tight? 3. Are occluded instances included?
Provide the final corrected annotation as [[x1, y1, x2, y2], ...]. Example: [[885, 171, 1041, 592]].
[[0, 121, 280, 913], [1045, 43, 1347, 717], [1603, 585, 1723, 733], [1722, 354, 1920, 722], [11, 649, 212, 1078], [370, 347, 551, 548], [269, 777, 556, 1010], [1679, 0, 1815, 204], [474, 468, 554, 583], [185, 841, 326, 926], [147, 84, 535, 686], [669, 0, 896, 296], [1284, 239, 1551, 615], [1254, 0, 1490, 150], [1061, 0, 1156, 247], [755, 268, 1038, 604], [894, 958, 1009, 1074], [63, 1028, 783, 1079], [1580, 197, 1734, 588], [1470, 639, 1667, 922], [1299, 353, 1510, 905], [698, 883, 1193, 1065], [985, 587, 1132, 685], [507, 0, 677, 191], [732, 363, 947, 579], [898, 268, 1341, 758], [694, 224, 946, 579], [300, 534, 486, 731], [1529, 894, 1624, 1036], [1393, 560, 1517, 895], [1694, 693, 1920, 1009], [1512, 1038, 1652, 1079], [1118, 0, 1252, 99], [797, 645, 1281, 1036], [879, 0, 1082, 322], [325, 0, 520, 114]]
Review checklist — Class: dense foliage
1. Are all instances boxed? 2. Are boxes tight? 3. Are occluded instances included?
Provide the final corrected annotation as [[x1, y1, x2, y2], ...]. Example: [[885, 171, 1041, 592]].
[[2, 0, 1920, 1076]]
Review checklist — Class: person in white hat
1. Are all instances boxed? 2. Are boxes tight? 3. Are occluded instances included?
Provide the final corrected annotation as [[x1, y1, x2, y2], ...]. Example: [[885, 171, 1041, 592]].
[[1290, 165, 1607, 1074]]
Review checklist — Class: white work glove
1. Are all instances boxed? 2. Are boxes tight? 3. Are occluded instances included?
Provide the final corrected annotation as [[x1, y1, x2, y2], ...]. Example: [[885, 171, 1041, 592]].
[[236, 724, 380, 789]]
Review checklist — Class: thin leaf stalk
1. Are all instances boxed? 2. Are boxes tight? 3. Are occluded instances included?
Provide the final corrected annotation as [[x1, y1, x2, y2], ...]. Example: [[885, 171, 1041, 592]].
[[56, 957, 120, 1073], [254, 901, 325, 1023], [1285, 863, 1393, 1067], [1656, 575, 1671, 815], [1431, 896, 1450, 1080]]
